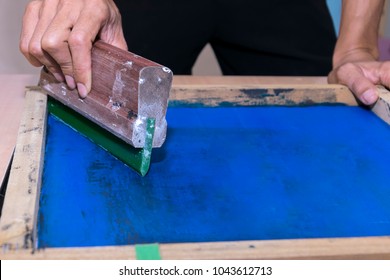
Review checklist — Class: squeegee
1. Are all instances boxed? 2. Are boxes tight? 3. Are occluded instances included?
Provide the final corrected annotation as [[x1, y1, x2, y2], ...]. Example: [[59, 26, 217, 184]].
[[39, 41, 172, 176]]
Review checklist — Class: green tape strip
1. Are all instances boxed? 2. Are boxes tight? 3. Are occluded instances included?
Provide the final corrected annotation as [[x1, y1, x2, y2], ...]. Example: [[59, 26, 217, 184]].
[[135, 244, 161, 260]]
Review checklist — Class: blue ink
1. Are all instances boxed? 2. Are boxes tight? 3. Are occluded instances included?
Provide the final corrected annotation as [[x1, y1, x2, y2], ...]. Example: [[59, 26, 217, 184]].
[[38, 106, 390, 248]]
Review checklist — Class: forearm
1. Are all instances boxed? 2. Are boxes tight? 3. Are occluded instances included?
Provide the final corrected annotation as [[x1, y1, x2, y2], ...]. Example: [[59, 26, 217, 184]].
[[333, 0, 385, 67]]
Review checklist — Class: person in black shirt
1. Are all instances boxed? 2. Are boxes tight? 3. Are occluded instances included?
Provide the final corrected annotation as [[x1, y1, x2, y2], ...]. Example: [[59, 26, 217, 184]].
[[20, 0, 385, 105], [115, 0, 336, 76]]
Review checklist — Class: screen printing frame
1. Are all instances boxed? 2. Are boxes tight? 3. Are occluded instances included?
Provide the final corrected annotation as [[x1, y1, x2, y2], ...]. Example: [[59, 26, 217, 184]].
[[1, 76, 390, 260]]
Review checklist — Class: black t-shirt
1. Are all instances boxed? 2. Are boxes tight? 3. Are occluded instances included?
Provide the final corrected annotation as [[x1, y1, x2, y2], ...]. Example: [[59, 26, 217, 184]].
[[115, 0, 337, 75]]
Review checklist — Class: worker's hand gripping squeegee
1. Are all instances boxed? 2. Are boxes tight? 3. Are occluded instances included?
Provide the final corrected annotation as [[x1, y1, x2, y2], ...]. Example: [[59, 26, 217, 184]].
[[39, 41, 173, 176]]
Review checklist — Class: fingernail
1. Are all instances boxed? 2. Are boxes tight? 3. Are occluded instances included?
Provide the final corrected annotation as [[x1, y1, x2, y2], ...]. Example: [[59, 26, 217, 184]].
[[53, 73, 64, 82], [65, 75, 76, 89], [77, 83, 88, 98], [361, 90, 378, 105]]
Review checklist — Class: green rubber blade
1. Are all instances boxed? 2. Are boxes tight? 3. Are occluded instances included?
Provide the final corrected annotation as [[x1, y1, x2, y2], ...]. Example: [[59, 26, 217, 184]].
[[47, 97, 155, 176]]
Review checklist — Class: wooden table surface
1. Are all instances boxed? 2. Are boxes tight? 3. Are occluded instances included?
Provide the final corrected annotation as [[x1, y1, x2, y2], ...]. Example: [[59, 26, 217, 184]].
[[0, 74, 328, 186]]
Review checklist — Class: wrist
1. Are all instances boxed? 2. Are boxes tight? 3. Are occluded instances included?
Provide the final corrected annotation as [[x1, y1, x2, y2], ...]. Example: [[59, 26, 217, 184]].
[[332, 46, 379, 69]]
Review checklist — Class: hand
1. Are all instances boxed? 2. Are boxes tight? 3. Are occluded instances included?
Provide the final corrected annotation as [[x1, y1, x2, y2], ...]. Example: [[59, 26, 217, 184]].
[[328, 50, 387, 106], [20, 0, 127, 98]]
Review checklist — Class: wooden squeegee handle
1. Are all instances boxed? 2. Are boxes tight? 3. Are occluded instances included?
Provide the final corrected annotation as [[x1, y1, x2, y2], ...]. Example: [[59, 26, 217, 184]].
[[39, 41, 173, 148]]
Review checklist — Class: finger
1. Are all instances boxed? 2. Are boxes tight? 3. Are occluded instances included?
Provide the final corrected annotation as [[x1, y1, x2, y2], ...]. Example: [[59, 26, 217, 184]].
[[377, 62, 390, 90], [68, 29, 93, 98], [331, 63, 379, 105], [20, 0, 43, 67], [68, 10, 109, 98], [41, 3, 81, 88], [29, 0, 63, 78]]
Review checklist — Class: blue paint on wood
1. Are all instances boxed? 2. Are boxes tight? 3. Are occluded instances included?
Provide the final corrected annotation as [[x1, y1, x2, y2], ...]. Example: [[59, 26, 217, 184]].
[[38, 106, 390, 248]]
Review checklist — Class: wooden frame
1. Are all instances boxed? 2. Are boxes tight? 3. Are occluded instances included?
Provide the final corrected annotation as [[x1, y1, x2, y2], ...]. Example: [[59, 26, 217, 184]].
[[1, 77, 390, 259]]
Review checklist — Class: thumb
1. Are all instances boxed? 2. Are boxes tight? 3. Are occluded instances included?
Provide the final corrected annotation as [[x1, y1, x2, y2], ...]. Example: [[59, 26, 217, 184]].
[[329, 63, 379, 105]]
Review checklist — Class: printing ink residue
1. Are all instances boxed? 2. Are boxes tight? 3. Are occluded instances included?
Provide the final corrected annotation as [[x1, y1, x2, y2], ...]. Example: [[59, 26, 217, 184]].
[[38, 106, 390, 248]]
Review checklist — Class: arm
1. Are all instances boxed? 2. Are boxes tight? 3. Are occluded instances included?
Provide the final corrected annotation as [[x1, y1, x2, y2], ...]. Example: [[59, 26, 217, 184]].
[[328, 0, 386, 105], [20, 0, 127, 98]]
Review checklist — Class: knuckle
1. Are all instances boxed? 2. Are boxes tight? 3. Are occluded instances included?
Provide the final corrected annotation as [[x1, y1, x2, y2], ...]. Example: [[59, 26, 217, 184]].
[[46, 65, 58, 73], [41, 35, 61, 52], [350, 79, 362, 92], [87, 0, 110, 21], [28, 41, 44, 59], [58, 0, 74, 11], [95, 6, 109, 22], [73, 63, 89, 74], [334, 63, 359, 82], [68, 31, 90, 47], [72, 60, 91, 79], [19, 39, 29, 55], [58, 60, 74, 72]]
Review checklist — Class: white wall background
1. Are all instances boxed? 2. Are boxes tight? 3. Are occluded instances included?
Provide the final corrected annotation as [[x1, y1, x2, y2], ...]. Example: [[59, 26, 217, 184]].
[[0, 0, 38, 74]]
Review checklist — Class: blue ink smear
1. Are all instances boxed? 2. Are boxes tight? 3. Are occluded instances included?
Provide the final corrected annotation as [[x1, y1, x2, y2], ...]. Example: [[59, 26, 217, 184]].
[[38, 106, 390, 248]]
